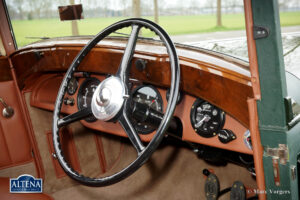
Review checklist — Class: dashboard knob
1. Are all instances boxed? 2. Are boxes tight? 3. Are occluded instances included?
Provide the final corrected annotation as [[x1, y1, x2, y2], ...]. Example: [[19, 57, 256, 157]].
[[63, 97, 74, 106], [135, 59, 147, 71], [218, 129, 236, 144]]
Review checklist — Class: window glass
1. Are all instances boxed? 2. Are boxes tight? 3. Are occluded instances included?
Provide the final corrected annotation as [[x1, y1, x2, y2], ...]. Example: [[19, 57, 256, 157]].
[[6, 0, 300, 70]]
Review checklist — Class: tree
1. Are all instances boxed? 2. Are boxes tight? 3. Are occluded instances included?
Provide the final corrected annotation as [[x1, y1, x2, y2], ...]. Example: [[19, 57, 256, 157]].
[[27, 0, 41, 19], [13, 0, 24, 19], [216, 0, 222, 27], [102, 0, 108, 17], [121, 0, 129, 16], [153, 0, 158, 24], [132, 0, 141, 18], [70, 0, 79, 36]]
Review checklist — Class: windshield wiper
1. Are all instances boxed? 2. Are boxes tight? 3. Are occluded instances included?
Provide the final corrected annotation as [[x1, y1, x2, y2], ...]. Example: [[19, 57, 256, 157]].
[[113, 31, 156, 41], [114, 31, 131, 37], [284, 42, 300, 57], [25, 36, 50, 40]]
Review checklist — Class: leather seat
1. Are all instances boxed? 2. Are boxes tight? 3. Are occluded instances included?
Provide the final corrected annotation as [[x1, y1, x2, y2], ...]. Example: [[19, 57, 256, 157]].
[[0, 177, 53, 200]]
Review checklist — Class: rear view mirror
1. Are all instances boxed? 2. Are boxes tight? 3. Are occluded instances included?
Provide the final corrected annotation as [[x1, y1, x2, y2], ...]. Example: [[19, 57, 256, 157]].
[[58, 4, 83, 21]]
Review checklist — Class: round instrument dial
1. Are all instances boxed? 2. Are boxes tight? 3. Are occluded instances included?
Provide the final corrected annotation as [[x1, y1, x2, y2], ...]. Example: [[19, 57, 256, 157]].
[[190, 98, 225, 138], [77, 77, 100, 122], [131, 85, 163, 134], [166, 88, 183, 105], [67, 77, 78, 95]]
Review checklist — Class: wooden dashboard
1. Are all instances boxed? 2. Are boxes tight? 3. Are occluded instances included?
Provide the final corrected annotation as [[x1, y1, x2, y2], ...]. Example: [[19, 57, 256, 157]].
[[11, 38, 253, 128], [27, 73, 253, 155], [9, 38, 254, 155]]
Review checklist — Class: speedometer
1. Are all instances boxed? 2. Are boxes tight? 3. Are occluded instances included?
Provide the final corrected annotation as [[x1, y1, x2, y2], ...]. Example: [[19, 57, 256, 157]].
[[131, 85, 163, 134], [77, 77, 100, 122], [190, 98, 225, 138]]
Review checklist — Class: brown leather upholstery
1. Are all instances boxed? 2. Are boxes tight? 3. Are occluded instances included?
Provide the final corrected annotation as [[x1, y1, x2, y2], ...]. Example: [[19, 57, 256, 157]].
[[0, 81, 33, 169], [0, 177, 53, 200]]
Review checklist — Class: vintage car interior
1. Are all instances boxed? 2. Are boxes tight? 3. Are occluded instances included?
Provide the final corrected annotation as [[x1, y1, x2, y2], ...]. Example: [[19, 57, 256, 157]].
[[0, 0, 300, 200]]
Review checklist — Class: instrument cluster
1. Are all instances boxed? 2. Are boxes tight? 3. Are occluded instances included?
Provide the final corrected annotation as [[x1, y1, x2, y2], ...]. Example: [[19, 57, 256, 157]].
[[67, 76, 164, 134], [61, 74, 250, 153]]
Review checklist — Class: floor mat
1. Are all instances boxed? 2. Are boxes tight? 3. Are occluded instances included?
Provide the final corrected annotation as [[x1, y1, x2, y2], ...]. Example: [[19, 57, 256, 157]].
[[24, 92, 256, 199], [52, 143, 257, 200]]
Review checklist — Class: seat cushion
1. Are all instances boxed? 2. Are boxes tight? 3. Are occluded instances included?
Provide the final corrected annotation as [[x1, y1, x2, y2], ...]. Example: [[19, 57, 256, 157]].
[[0, 177, 53, 200]]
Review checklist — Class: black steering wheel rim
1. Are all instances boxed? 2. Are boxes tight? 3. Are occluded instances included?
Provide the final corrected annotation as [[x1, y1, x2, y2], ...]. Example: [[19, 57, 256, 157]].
[[52, 18, 180, 186]]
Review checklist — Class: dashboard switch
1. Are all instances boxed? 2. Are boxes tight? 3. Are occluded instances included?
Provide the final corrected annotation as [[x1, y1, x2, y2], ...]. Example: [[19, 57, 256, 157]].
[[218, 129, 236, 144], [64, 97, 74, 106]]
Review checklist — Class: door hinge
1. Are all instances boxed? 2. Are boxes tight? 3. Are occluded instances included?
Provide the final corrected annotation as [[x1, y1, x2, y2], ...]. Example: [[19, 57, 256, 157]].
[[265, 144, 289, 165]]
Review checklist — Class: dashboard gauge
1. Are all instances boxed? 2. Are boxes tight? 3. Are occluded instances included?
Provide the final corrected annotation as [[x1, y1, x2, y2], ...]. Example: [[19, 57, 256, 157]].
[[166, 88, 183, 105], [77, 77, 100, 122], [190, 98, 225, 138], [131, 85, 163, 134], [67, 77, 78, 95]]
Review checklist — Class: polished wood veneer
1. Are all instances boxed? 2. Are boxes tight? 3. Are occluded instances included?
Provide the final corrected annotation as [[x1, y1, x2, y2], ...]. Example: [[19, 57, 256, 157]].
[[11, 39, 253, 127], [29, 73, 253, 155]]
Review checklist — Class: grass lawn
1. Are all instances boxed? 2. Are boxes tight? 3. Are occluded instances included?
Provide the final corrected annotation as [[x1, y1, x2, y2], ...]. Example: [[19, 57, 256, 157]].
[[12, 12, 300, 47]]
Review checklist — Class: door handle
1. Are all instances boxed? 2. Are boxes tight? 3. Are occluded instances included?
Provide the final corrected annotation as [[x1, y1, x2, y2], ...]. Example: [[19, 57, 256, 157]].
[[0, 97, 14, 118]]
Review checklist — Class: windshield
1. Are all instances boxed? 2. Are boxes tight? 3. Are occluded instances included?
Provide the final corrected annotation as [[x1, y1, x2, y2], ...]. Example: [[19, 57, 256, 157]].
[[6, 0, 300, 71], [189, 32, 300, 75]]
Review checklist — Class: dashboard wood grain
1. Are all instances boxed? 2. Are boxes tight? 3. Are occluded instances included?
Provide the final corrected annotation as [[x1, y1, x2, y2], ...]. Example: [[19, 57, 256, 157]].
[[29, 73, 253, 155], [12, 40, 253, 127]]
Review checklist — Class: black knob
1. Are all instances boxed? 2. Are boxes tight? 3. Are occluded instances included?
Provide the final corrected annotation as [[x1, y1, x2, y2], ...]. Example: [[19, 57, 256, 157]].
[[218, 129, 236, 144], [203, 169, 211, 176], [135, 59, 147, 71]]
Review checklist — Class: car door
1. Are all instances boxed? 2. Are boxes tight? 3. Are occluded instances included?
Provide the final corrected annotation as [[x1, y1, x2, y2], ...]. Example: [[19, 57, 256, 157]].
[[0, 56, 41, 178], [0, 2, 42, 178]]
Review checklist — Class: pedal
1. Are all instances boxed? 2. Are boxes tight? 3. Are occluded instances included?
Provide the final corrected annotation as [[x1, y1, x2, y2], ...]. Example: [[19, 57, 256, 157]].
[[230, 181, 246, 200], [204, 173, 220, 200]]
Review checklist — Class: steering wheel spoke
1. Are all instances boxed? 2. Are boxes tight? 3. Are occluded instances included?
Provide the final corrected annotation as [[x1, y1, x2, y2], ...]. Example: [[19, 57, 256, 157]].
[[119, 110, 145, 154], [116, 24, 141, 83], [58, 107, 92, 128]]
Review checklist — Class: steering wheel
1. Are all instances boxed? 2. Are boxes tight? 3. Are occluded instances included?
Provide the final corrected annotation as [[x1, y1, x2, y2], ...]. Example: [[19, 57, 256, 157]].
[[52, 18, 180, 186]]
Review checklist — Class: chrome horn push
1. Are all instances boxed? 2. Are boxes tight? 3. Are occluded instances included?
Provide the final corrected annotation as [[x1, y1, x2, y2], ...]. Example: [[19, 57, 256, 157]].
[[91, 76, 125, 121]]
